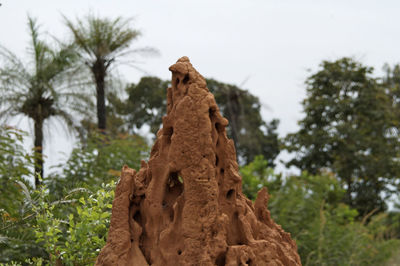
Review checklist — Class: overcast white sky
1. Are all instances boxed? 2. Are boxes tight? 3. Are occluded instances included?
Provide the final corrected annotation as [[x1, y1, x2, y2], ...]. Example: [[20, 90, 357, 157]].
[[1, 0, 400, 175]]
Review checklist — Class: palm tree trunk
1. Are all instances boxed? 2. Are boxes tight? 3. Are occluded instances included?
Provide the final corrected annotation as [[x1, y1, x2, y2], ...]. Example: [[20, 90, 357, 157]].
[[34, 119, 44, 187], [93, 60, 107, 131]]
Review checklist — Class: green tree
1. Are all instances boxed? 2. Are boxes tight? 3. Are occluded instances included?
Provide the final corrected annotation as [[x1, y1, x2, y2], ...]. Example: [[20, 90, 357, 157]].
[[0, 17, 88, 186], [123, 76, 169, 135], [64, 14, 157, 132], [124, 77, 280, 166], [207, 79, 280, 165], [239, 155, 282, 200], [284, 58, 400, 215]]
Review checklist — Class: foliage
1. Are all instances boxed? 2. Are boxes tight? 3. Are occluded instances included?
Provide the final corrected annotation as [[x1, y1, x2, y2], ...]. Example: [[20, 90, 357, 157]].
[[33, 181, 115, 265], [240, 156, 400, 266], [207, 79, 280, 166], [1, 126, 146, 264], [240, 155, 282, 200], [124, 76, 280, 166], [0, 126, 44, 263], [0, 126, 34, 216], [284, 57, 400, 215], [1, 178, 115, 265], [0, 16, 90, 185], [62, 185, 113, 265], [48, 131, 148, 196], [125, 76, 170, 134], [382, 63, 400, 114]]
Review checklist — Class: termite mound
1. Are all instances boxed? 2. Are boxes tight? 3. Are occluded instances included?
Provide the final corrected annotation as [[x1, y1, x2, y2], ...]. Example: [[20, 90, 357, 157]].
[[95, 57, 301, 266]]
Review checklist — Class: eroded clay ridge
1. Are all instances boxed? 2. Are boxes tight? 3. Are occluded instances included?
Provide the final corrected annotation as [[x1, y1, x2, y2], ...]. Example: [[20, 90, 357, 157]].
[[96, 57, 301, 266]]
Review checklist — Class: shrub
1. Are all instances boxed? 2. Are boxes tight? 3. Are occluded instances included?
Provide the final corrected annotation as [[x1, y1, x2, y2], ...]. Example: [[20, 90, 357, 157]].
[[240, 156, 400, 265]]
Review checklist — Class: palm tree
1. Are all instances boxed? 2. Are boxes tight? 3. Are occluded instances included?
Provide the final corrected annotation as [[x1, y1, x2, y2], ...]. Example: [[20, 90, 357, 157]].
[[64, 14, 157, 131], [0, 17, 89, 186]]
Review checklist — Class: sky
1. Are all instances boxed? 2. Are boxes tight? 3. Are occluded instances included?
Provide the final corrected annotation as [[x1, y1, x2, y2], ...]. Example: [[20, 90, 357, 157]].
[[1, 0, 400, 176]]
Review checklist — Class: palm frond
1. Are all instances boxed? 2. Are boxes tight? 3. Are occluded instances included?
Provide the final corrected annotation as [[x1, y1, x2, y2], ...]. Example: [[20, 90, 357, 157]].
[[53, 108, 78, 133], [113, 46, 159, 59], [63, 14, 148, 63], [63, 14, 94, 58], [27, 16, 53, 77], [0, 46, 31, 88]]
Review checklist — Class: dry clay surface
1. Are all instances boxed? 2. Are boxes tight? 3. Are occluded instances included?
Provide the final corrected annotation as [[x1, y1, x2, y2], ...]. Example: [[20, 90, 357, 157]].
[[96, 57, 301, 266]]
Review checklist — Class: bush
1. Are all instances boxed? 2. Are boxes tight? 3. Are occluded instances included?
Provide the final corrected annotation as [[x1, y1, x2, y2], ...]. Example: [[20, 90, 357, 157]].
[[0, 126, 43, 263], [33, 181, 115, 265], [47, 132, 148, 197], [240, 156, 400, 265], [0, 129, 146, 265]]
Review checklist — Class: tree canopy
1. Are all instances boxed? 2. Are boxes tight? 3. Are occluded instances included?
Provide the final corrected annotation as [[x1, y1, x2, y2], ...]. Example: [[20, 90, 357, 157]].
[[284, 57, 400, 215], [207, 78, 280, 166], [123, 76, 280, 166]]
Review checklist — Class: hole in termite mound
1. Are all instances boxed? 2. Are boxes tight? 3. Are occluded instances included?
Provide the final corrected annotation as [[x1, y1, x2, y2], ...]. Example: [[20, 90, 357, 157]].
[[209, 107, 216, 119], [165, 127, 173, 136], [163, 172, 183, 223], [215, 123, 223, 133], [182, 74, 189, 84], [163, 172, 183, 211], [226, 189, 235, 200], [215, 252, 226, 266], [164, 127, 173, 144], [166, 172, 183, 188], [133, 211, 142, 224]]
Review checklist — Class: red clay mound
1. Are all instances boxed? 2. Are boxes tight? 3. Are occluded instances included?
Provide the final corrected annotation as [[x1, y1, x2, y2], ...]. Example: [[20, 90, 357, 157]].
[[95, 57, 301, 266]]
